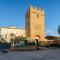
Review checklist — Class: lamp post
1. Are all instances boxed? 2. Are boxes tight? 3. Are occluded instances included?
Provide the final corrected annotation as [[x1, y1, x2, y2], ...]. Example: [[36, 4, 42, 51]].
[[10, 34, 15, 47], [10, 31, 16, 47], [5, 31, 7, 40]]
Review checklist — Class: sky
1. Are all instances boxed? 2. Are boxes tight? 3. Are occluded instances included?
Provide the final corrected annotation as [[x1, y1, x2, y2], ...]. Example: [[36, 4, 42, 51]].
[[0, 0, 60, 36]]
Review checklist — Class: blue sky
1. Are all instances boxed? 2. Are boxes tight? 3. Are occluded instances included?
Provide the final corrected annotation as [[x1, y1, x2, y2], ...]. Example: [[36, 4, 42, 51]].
[[0, 0, 60, 36]]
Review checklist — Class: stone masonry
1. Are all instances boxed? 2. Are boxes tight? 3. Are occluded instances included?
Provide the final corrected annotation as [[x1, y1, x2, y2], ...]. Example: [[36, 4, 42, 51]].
[[25, 6, 44, 42]]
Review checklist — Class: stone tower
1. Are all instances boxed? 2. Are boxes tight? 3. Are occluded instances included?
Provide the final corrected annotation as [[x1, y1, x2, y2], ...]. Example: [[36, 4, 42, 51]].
[[25, 6, 44, 42]]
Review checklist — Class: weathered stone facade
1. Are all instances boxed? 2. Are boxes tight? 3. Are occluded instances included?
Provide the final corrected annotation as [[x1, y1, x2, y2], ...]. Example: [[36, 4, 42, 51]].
[[25, 6, 44, 41], [0, 27, 25, 43]]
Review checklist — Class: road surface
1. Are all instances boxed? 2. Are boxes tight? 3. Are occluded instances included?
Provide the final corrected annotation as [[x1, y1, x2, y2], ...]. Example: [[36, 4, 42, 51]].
[[0, 48, 60, 60]]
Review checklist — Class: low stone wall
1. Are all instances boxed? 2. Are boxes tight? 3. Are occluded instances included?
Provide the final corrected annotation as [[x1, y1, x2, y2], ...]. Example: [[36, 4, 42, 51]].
[[11, 45, 36, 51]]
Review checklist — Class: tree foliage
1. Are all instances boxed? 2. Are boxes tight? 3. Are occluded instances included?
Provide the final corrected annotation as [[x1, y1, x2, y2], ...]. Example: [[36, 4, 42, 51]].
[[14, 36, 27, 41], [58, 25, 60, 35]]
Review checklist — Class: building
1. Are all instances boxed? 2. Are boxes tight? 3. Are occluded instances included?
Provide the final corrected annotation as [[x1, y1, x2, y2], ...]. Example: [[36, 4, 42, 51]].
[[45, 36, 60, 45], [25, 6, 44, 42], [45, 36, 60, 40], [0, 27, 25, 43]]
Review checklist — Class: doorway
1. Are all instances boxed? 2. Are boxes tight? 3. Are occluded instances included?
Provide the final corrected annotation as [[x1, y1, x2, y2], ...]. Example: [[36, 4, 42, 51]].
[[35, 39, 39, 46], [34, 35, 40, 46]]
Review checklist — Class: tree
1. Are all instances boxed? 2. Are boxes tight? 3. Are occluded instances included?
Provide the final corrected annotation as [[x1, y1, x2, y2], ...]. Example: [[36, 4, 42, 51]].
[[14, 36, 27, 43], [58, 25, 60, 35]]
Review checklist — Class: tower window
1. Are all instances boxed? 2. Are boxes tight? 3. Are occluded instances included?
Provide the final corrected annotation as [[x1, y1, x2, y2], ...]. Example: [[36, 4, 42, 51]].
[[37, 15, 39, 17]]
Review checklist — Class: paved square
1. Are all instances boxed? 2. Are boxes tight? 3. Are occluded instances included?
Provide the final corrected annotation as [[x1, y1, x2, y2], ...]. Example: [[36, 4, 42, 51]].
[[0, 48, 60, 60]]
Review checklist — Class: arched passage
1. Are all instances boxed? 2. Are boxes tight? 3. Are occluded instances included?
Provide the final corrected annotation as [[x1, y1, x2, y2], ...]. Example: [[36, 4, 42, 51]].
[[34, 35, 40, 40], [34, 35, 40, 46]]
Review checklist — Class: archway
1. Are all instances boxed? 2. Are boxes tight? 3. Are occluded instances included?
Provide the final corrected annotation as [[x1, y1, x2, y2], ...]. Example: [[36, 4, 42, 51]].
[[34, 35, 40, 40], [34, 35, 40, 46]]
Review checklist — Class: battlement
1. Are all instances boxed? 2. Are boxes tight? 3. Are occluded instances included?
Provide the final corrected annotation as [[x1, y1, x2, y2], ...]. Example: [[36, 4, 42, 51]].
[[30, 5, 44, 12], [34, 7, 44, 12], [29, 5, 44, 15]]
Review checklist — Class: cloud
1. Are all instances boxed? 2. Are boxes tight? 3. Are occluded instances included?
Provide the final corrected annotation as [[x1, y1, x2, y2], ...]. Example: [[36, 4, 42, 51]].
[[45, 30, 59, 36], [45, 30, 55, 36]]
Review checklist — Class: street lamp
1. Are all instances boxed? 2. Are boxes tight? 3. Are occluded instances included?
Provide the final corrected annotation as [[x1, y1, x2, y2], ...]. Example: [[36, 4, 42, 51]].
[[10, 33, 15, 47], [5, 31, 7, 39]]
